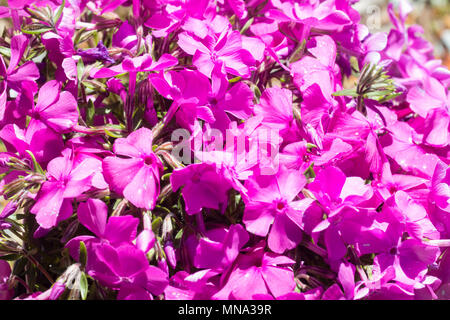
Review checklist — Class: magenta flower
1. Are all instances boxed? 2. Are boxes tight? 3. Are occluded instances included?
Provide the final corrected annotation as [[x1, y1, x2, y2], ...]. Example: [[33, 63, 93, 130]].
[[309, 166, 373, 224], [103, 128, 163, 210], [375, 239, 440, 292], [0, 34, 39, 120], [267, 0, 353, 31], [0, 34, 39, 92], [171, 163, 232, 215], [27, 80, 79, 133], [30, 150, 102, 229], [0, 121, 64, 167], [65, 199, 144, 262], [291, 35, 341, 99], [185, 224, 249, 270], [88, 242, 169, 300], [213, 242, 296, 299], [407, 76, 449, 147], [0, 260, 12, 300], [253, 87, 299, 141], [243, 167, 314, 253], [112, 21, 138, 52], [178, 28, 255, 78]]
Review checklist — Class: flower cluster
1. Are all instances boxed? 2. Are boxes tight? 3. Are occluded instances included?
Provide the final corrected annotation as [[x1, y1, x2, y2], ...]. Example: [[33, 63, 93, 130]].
[[0, 0, 449, 300]]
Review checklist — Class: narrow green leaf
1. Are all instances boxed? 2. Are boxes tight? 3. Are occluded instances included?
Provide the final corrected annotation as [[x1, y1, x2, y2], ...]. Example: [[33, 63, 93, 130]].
[[25, 150, 44, 175], [0, 47, 11, 58], [79, 241, 87, 267], [85, 100, 95, 127], [175, 228, 183, 241], [53, 0, 66, 25], [104, 129, 123, 138], [77, 58, 85, 83], [240, 17, 254, 34], [161, 173, 172, 181], [228, 76, 242, 83], [364, 90, 393, 98], [21, 24, 52, 35], [152, 216, 163, 234], [332, 89, 359, 97], [79, 272, 88, 300]]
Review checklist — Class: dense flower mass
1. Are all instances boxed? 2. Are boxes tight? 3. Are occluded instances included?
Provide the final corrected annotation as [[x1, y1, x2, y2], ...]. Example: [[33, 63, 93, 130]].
[[0, 0, 449, 300]]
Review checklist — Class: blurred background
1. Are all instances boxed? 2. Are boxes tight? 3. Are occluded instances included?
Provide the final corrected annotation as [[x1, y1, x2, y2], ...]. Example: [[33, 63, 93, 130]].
[[355, 0, 450, 67]]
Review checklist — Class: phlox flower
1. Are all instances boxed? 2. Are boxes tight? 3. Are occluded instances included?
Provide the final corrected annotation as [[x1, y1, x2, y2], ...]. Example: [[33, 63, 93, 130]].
[[243, 166, 314, 253], [0, 260, 12, 300], [170, 162, 232, 215], [30, 150, 103, 229], [213, 242, 296, 299], [178, 28, 255, 78], [103, 128, 163, 210]]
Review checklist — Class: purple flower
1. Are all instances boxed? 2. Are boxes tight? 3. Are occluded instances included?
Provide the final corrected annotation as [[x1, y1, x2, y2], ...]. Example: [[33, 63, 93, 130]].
[[0, 260, 13, 300], [77, 41, 114, 64]]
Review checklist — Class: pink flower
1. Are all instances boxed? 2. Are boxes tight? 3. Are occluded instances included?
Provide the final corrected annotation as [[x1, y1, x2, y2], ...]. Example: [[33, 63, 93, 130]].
[[103, 128, 163, 210], [185, 224, 249, 270], [213, 242, 296, 299], [407, 76, 450, 147], [253, 87, 299, 142], [171, 163, 232, 215], [28, 80, 79, 133], [178, 28, 255, 78], [291, 35, 341, 99], [243, 167, 314, 253], [31, 150, 102, 229], [88, 242, 169, 300]]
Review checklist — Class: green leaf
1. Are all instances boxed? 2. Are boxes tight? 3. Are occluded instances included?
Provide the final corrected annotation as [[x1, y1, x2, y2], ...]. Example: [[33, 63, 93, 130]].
[[161, 173, 172, 181], [152, 216, 163, 234], [104, 129, 123, 138], [288, 39, 306, 64], [79, 241, 87, 267], [77, 58, 85, 83], [25, 150, 44, 175], [228, 76, 242, 83], [0, 138, 6, 152], [240, 16, 254, 34], [0, 47, 11, 58], [79, 272, 88, 300], [303, 162, 316, 179], [175, 228, 183, 241], [364, 90, 393, 98], [378, 92, 401, 103], [332, 89, 359, 97], [21, 24, 52, 35], [53, 0, 66, 25], [85, 100, 95, 127]]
